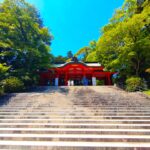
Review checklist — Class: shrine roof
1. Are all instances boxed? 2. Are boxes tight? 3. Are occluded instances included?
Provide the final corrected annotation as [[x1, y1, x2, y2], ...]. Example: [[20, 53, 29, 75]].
[[52, 61, 101, 68]]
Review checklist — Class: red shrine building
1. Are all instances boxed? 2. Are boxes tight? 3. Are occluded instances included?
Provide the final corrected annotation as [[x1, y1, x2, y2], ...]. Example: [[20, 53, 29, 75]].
[[39, 61, 115, 86]]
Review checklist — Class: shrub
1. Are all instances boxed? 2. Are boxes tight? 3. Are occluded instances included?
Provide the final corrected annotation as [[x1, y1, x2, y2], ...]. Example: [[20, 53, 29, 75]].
[[112, 73, 126, 89], [0, 86, 4, 96], [21, 74, 39, 87], [96, 80, 105, 85], [21, 75, 33, 87], [125, 77, 147, 92], [2, 77, 24, 93]]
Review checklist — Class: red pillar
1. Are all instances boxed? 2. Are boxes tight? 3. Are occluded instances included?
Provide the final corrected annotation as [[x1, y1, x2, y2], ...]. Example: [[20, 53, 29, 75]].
[[65, 73, 68, 86], [107, 73, 112, 85], [105, 77, 108, 85]]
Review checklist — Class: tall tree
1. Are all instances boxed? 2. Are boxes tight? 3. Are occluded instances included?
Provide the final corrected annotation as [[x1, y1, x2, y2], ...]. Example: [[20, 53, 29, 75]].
[[96, 0, 150, 84], [53, 55, 67, 63], [0, 63, 9, 80], [0, 0, 53, 85], [75, 40, 97, 62], [67, 50, 73, 59]]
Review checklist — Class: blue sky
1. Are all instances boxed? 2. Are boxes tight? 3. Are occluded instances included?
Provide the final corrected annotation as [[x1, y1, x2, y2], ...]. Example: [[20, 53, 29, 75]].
[[0, 0, 124, 56]]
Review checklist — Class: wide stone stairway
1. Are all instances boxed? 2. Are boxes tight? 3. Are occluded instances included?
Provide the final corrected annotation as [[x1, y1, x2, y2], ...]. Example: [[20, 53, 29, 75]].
[[0, 86, 150, 149]]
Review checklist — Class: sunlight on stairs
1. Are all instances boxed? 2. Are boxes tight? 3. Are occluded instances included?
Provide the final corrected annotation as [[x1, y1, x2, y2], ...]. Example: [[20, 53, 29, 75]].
[[0, 86, 150, 149]]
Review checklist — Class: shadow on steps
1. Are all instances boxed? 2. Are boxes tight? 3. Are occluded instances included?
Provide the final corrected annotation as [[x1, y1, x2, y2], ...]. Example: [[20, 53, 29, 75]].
[[0, 93, 16, 107]]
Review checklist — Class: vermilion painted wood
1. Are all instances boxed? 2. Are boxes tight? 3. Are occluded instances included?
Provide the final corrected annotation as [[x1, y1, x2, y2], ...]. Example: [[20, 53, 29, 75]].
[[39, 62, 115, 86]]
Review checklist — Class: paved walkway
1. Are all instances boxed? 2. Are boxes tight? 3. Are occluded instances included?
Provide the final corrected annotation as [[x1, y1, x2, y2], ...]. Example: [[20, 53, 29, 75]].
[[0, 86, 150, 149]]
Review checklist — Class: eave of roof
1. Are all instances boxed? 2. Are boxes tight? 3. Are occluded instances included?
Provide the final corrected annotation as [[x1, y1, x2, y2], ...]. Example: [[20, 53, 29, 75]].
[[52, 61, 101, 68]]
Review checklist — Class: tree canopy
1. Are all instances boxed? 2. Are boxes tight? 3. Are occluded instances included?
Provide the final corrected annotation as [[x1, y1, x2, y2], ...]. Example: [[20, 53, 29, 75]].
[[76, 0, 150, 87], [0, 0, 53, 89], [75, 41, 97, 62], [96, 0, 150, 77], [0, 0, 150, 92]]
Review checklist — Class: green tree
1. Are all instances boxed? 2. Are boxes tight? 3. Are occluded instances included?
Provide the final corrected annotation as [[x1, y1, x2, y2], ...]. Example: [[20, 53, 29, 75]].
[[86, 51, 98, 62], [95, 0, 150, 87], [67, 50, 73, 59], [0, 63, 9, 80], [75, 46, 90, 61], [0, 0, 53, 86], [0, 63, 9, 95], [53, 55, 67, 63], [75, 40, 97, 61]]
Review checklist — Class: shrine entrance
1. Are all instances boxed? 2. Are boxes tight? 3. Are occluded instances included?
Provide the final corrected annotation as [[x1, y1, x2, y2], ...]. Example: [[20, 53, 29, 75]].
[[39, 61, 115, 86]]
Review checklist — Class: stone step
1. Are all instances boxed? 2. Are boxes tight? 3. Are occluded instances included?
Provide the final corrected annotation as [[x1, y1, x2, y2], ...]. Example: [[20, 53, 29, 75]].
[[0, 123, 150, 127], [0, 110, 150, 115], [0, 131, 149, 135], [0, 112, 150, 116], [0, 127, 150, 132], [3, 103, 150, 108], [0, 114, 150, 117], [0, 86, 149, 149], [73, 104, 150, 106], [0, 130, 149, 135], [0, 141, 150, 148], [0, 104, 150, 109], [1, 115, 150, 119], [0, 119, 150, 125], [3, 104, 150, 108], [1, 133, 150, 138], [0, 138, 149, 145], [1, 109, 150, 112], [0, 119, 150, 123], [1, 111, 150, 115], [1, 109, 149, 112], [0, 124, 150, 129]]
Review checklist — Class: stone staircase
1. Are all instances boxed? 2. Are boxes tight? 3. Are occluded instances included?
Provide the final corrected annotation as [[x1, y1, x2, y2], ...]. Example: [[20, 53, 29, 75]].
[[0, 86, 150, 149]]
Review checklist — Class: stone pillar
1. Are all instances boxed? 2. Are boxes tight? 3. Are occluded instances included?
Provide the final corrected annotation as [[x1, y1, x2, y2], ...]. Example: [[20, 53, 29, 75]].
[[92, 77, 96, 86], [68, 80, 70, 86], [55, 78, 59, 86], [71, 80, 74, 86]]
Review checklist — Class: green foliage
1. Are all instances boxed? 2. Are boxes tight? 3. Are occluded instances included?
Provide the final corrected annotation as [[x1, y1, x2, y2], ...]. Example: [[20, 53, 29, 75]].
[[0, 86, 4, 96], [0, 0, 53, 89], [96, 80, 105, 85], [0, 63, 9, 80], [75, 40, 97, 61], [144, 90, 150, 96], [85, 51, 98, 62], [75, 47, 90, 60], [21, 74, 38, 88], [53, 55, 67, 63], [0, 59, 10, 96], [67, 51, 73, 59], [92, 0, 150, 89], [125, 77, 147, 92], [146, 68, 150, 73], [2, 77, 24, 93]]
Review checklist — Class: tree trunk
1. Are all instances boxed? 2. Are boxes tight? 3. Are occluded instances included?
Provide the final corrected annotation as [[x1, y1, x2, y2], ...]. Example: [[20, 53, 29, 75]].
[[136, 59, 140, 76]]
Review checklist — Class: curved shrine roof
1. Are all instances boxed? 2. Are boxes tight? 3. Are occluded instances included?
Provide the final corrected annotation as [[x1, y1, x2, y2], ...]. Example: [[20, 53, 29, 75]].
[[52, 61, 101, 68]]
